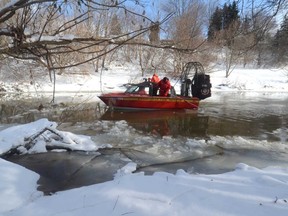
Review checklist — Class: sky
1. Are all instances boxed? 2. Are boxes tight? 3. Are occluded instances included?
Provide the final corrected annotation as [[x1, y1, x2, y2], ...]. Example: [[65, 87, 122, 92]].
[[0, 63, 288, 216]]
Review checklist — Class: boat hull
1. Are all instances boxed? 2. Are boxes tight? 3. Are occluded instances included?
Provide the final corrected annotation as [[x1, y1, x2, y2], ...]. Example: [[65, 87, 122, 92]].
[[98, 93, 199, 110]]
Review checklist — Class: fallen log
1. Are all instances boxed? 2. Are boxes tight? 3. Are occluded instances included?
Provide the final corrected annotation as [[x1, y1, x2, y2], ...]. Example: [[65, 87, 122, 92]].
[[1, 127, 65, 158]]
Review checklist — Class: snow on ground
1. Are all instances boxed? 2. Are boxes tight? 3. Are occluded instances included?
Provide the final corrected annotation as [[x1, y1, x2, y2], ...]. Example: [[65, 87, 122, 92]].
[[1, 63, 287, 98], [211, 68, 288, 92], [0, 64, 288, 215], [37, 66, 288, 94], [1, 155, 288, 216], [0, 119, 106, 155]]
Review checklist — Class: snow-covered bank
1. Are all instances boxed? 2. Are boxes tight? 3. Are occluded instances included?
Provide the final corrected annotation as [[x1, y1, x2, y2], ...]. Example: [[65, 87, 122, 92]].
[[0, 158, 41, 213], [0, 119, 106, 155], [211, 68, 288, 92], [36, 67, 288, 94], [1, 157, 288, 216], [1, 64, 288, 96]]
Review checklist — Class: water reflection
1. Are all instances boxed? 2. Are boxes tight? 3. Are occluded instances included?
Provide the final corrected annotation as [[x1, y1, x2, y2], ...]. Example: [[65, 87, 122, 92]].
[[203, 92, 288, 141], [101, 110, 209, 138], [7, 151, 128, 194], [0, 99, 104, 125]]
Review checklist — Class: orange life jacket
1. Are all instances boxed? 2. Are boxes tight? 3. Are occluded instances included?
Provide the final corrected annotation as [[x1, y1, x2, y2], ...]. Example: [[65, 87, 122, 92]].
[[151, 74, 160, 84]]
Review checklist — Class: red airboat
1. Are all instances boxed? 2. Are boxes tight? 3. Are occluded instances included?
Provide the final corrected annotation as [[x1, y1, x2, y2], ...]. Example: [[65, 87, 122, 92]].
[[98, 62, 211, 110]]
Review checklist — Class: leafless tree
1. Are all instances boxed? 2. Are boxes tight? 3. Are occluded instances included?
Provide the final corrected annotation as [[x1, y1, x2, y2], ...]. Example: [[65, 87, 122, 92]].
[[211, 0, 286, 77], [1, 1, 286, 96], [161, 0, 210, 74], [0, 0, 177, 102]]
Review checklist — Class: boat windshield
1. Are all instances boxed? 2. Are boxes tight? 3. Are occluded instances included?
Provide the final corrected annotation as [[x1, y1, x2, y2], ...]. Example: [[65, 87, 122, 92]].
[[125, 84, 150, 95], [125, 85, 139, 93]]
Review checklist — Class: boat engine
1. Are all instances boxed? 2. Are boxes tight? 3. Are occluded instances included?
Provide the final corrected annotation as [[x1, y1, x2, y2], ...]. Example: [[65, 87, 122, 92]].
[[191, 73, 211, 99], [180, 62, 211, 100]]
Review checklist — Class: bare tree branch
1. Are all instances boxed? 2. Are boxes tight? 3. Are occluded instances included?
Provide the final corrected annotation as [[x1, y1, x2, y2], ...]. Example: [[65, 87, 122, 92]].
[[0, 0, 56, 23]]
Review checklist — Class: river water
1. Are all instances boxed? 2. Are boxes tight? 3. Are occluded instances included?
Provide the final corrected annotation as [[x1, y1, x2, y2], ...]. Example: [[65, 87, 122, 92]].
[[1, 92, 288, 194]]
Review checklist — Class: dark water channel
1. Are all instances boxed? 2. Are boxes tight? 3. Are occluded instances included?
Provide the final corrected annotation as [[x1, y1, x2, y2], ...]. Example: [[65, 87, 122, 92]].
[[1, 92, 288, 194]]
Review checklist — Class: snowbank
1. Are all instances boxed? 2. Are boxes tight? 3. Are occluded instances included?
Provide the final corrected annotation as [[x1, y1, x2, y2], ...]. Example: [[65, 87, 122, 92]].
[[1, 65, 288, 97], [0, 119, 105, 155], [1, 159, 287, 216]]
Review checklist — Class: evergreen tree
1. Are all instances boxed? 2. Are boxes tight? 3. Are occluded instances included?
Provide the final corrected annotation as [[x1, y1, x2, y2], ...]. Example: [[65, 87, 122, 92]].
[[208, 7, 223, 41], [207, 1, 240, 41], [227, 1, 239, 28], [222, 3, 230, 30]]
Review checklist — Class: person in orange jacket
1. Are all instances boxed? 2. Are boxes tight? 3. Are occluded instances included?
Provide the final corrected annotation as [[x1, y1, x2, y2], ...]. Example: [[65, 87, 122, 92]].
[[158, 77, 171, 97], [151, 73, 160, 96], [151, 73, 160, 83]]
